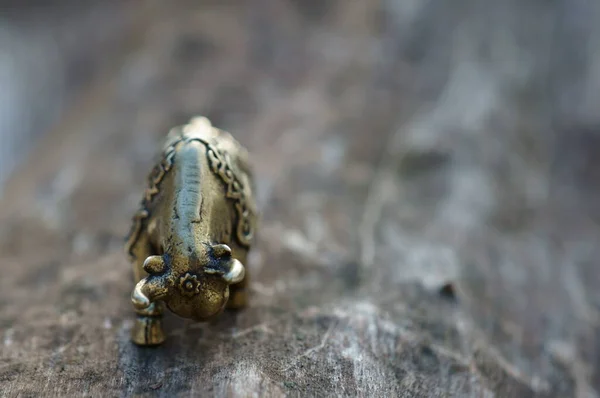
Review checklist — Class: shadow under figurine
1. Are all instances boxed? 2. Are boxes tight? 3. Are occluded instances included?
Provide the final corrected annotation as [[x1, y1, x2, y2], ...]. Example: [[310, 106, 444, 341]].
[[125, 116, 257, 346]]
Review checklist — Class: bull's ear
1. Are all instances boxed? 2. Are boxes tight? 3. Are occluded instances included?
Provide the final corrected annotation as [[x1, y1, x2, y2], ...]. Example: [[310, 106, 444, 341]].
[[212, 244, 232, 258], [143, 255, 166, 274]]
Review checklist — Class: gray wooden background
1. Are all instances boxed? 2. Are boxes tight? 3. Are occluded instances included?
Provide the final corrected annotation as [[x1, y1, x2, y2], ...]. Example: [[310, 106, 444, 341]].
[[1, 1, 600, 397]]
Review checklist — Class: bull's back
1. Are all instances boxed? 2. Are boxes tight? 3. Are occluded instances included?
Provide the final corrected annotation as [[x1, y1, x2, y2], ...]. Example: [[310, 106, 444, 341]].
[[129, 117, 256, 262]]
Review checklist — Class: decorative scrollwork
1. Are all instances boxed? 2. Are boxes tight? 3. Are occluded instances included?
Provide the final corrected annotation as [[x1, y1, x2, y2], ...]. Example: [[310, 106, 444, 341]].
[[125, 144, 177, 261], [192, 138, 254, 247], [178, 273, 201, 297]]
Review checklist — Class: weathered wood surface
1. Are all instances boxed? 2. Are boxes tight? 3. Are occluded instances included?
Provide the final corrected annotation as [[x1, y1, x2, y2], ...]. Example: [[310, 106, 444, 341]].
[[1, 1, 600, 397]]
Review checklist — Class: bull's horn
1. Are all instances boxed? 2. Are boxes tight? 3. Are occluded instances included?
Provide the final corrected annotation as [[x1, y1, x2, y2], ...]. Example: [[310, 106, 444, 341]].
[[221, 259, 245, 284], [131, 277, 168, 310]]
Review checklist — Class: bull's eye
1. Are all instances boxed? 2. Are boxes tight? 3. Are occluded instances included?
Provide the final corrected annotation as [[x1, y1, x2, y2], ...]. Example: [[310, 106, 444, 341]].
[[178, 273, 201, 297]]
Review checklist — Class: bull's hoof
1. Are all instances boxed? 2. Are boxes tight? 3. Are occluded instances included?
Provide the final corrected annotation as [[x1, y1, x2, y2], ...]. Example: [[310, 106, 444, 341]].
[[131, 316, 166, 346]]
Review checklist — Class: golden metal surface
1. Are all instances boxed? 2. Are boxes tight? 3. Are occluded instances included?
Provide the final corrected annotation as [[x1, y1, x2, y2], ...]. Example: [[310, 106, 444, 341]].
[[125, 117, 257, 346]]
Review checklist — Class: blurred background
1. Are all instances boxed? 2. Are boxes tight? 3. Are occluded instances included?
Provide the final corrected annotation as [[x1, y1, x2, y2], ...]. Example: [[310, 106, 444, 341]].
[[1, 0, 600, 396], [2, 0, 600, 193], [0, 0, 132, 189]]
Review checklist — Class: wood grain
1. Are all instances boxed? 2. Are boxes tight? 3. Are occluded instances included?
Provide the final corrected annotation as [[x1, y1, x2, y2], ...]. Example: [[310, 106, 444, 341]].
[[1, 1, 599, 397]]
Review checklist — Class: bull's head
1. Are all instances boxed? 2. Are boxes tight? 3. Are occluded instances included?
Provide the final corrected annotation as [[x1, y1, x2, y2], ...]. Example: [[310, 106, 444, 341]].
[[131, 243, 245, 321]]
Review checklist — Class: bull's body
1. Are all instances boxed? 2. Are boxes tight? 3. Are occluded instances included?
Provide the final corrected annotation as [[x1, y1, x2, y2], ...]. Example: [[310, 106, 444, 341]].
[[125, 117, 257, 346]]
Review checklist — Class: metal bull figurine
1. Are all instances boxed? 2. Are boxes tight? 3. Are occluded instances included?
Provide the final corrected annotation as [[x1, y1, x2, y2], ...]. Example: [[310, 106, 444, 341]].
[[125, 117, 257, 346]]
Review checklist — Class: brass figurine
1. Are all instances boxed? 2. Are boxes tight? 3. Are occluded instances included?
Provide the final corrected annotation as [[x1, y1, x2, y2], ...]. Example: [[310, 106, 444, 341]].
[[125, 117, 257, 346]]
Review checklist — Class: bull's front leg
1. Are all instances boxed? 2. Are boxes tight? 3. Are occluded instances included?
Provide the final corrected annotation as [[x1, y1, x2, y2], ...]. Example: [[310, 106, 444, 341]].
[[131, 301, 165, 346], [129, 229, 167, 346]]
